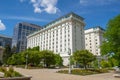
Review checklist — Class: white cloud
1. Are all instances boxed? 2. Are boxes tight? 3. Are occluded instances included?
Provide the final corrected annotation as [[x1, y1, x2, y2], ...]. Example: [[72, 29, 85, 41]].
[[20, 0, 59, 14], [0, 20, 6, 31], [80, 0, 116, 6], [31, 0, 59, 14], [34, 6, 42, 13]]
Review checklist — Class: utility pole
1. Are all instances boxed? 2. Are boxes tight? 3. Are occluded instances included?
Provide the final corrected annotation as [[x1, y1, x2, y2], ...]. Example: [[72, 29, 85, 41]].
[[68, 48, 71, 74], [25, 54, 28, 69]]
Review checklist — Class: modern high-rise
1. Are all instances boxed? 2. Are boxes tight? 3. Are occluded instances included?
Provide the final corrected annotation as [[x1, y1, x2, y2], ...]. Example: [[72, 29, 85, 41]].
[[0, 34, 12, 61], [27, 12, 85, 65], [0, 34, 12, 47], [85, 26, 105, 56], [0, 46, 4, 62], [12, 22, 42, 52]]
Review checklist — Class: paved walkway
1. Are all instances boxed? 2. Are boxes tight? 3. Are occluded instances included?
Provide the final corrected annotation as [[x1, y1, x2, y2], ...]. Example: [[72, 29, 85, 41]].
[[14, 68, 120, 80]]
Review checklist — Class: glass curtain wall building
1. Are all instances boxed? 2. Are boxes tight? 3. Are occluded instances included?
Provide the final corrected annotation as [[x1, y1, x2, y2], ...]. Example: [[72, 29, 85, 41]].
[[0, 34, 12, 47], [12, 22, 42, 52], [0, 34, 12, 61]]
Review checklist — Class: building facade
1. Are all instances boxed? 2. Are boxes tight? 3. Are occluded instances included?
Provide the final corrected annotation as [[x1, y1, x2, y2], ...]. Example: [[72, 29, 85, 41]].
[[0, 34, 12, 47], [12, 22, 42, 52], [0, 46, 4, 62], [0, 34, 12, 62], [27, 12, 85, 65], [85, 26, 105, 56]]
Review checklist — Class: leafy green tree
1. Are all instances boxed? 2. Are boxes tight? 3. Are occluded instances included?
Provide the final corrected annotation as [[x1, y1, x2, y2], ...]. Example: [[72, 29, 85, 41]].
[[73, 50, 96, 69], [16, 50, 41, 66], [108, 57, 118, 67], [3, 44, 12, 64], [93, 59, 99, 68], [26, 51, 41, 66], [54, 54, 63, 67], [100, 60, 111, 68], [40, 50, 55, 68], [11, 46, 17, 54], [27, 46, 40, 51], [101, 14, 120, 65], [7, 53, 25, 65]]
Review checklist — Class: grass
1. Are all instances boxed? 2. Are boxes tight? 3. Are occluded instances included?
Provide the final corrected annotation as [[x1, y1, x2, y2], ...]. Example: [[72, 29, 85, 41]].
[[57, 68, 109, 76]]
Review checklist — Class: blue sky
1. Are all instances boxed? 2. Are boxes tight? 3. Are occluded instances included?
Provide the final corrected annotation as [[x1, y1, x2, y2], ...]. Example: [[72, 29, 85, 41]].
[[0, 0, 120, 37]]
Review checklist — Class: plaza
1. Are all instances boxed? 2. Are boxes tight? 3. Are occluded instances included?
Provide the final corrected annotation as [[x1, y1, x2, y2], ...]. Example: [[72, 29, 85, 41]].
[[15, 68, 119, 80]]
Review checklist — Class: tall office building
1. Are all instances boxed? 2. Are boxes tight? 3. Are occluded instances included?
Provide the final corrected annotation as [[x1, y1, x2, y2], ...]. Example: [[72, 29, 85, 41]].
[[85, 26, 105, 56], [0, 34, 12, 47], [0, 46, 4, 62], [12, 22, 42, 52], [0, 34, 12, 61], [27, 12, 85, 65]]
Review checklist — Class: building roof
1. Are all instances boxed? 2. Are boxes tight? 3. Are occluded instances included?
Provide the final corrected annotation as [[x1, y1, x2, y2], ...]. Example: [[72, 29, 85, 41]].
[[85, 26, 105, 31], [44, 12, 84, 28], [0, 34, 12, 39], [16, 22, 42, 29]]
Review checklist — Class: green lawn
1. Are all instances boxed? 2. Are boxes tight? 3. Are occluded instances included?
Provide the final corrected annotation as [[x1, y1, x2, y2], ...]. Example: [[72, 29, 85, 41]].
[[57, 69, 109, 76]]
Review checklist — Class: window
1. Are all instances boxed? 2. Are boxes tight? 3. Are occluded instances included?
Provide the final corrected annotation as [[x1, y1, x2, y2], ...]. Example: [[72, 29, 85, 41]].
[[68, 39, 70, 41], [60, 49, 62, 52]]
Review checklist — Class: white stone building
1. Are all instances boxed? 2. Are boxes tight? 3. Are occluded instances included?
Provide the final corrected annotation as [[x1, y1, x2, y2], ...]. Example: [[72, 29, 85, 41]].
[[85, 27, 105, 56], [27, 12, 85, 65]]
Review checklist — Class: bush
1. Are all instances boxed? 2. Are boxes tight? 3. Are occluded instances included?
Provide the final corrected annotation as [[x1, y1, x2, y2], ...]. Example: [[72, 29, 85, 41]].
[[0, 67, 7, 72], [0, 66, 22, 77], [100, 60, 111, 68]]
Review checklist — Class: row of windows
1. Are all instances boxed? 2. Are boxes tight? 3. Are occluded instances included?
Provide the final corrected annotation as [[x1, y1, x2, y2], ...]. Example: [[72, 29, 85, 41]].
[[28, 24, 71, 53], [19, 24, 39, 32]]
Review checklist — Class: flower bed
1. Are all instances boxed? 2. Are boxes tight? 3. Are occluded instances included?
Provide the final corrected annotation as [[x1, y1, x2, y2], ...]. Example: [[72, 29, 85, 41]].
[[0, 66, 31, 80]]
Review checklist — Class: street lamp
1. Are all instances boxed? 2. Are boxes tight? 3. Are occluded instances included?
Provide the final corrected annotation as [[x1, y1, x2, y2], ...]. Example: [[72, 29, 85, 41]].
[[68, 48, 71, 74], [25, 54, 28, 69]]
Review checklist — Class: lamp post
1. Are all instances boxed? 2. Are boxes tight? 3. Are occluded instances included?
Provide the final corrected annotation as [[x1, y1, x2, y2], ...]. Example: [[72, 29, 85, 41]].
[[25, 54, 28, 69], [68, 48, 71, 74]]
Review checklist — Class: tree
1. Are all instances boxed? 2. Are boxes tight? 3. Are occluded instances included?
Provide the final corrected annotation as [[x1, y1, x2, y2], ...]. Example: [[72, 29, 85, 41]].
[[73, 50, 96, 69], [27, 46, 39, 51], [40, 50, 56, 68], [25, 51, 41, 66], [101, 14, 120, 65], [7, 53, 25, 65], [3, 44, 12, 64], [11, 46, 17, 54], [100, 60, 111, 68], [54, 54, 63, 67]]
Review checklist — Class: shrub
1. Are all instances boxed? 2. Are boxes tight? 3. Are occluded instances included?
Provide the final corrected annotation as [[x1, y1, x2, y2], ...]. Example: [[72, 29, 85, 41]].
[[57, 68, 109, 75], [0, 67, 7, 72], [0, 66, 22, 77], [100, 60, 111, 68]]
